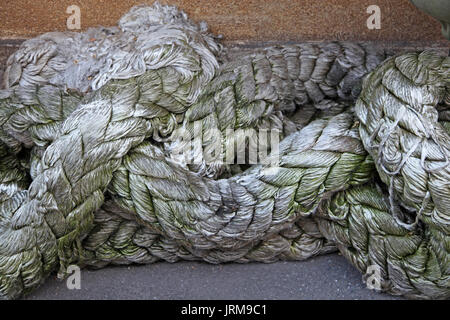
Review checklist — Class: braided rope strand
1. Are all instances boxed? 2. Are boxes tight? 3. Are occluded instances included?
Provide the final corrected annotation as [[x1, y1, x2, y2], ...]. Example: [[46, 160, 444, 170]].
[[0, 3, 448, 300]]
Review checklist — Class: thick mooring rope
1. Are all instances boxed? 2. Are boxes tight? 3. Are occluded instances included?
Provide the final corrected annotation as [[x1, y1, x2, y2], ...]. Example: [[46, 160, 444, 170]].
[[0, 3, 448, 299]]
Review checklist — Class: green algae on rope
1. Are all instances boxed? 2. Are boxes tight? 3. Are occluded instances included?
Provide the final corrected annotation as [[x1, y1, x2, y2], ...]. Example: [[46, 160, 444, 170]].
[[0, 2, 449, 300]]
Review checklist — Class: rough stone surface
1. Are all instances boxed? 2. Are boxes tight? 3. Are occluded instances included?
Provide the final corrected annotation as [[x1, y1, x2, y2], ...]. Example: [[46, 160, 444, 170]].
[[0, 0, 448, 45]]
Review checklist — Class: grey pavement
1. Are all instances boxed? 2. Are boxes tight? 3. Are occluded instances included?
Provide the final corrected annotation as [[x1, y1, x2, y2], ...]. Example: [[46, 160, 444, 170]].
[[25, 253, 399, 300]]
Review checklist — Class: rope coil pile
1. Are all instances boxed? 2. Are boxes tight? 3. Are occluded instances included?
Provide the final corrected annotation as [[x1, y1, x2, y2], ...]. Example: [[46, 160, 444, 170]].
[[0, 3, 448, 299]]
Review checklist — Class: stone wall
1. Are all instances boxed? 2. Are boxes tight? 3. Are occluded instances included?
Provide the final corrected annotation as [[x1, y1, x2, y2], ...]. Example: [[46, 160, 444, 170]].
[[1, 0, 449, 82], [0, 0, 448, 44]]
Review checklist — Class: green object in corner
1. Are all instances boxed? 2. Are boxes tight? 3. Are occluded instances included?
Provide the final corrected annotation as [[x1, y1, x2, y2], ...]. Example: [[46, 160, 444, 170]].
[[410, 0, 450, 40]]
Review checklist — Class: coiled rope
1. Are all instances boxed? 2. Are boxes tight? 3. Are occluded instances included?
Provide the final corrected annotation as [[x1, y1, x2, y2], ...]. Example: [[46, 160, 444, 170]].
[[0, 3, 448, 299]]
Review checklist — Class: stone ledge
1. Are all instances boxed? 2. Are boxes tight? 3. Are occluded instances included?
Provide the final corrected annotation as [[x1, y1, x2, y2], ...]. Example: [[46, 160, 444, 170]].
[[0, 0, 449, 43]]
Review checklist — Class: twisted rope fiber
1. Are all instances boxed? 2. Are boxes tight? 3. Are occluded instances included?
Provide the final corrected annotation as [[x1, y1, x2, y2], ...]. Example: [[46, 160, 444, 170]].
[[0, 3, 448, 299]]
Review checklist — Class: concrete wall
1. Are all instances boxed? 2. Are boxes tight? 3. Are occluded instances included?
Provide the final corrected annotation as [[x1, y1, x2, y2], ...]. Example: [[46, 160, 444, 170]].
[[1, 0, 448, 83], [0, 0, 448, 45]]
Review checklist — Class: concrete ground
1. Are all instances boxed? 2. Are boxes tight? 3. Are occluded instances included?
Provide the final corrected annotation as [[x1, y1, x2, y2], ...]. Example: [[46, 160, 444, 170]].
[[25, 253, 399, 300]]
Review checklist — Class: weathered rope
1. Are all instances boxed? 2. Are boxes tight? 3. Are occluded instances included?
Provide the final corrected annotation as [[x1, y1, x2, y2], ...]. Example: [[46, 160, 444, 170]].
[[316, 183, 450, 299], [356, 52, 450, 234], [0, 3, 448, 300]]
